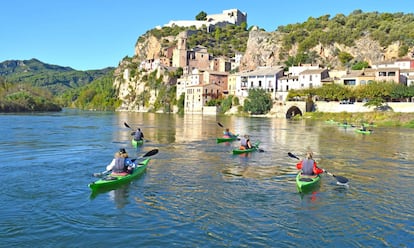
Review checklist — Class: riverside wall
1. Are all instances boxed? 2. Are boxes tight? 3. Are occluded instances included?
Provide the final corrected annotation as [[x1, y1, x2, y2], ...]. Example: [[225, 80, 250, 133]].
[[262, 101, 414, 118], [314, 102, 414, 113]]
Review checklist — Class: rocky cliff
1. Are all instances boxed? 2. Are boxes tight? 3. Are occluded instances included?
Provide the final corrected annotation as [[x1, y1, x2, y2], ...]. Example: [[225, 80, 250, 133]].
[[122, 27, 408, 74], [240, 29, 403, 71], [114, 26, 411, 111]]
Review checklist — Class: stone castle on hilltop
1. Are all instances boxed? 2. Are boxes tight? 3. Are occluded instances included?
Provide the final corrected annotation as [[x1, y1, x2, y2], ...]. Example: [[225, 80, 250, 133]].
[[163, 9, 247, 32]]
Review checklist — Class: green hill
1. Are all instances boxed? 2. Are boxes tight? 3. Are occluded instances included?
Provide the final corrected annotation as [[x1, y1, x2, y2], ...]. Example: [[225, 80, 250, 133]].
[[0, 58, 114, 95]]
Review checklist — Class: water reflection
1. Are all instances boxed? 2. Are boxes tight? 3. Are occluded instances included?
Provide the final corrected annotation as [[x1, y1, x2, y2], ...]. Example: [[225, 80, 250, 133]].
[[108, 184, 130, 209], [89, 183, 131, 209], [2, 111, 413, 247]]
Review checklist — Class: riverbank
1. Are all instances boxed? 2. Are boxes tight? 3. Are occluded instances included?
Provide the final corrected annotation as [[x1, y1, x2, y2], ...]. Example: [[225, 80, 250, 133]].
[[301, 111, 414, 128]]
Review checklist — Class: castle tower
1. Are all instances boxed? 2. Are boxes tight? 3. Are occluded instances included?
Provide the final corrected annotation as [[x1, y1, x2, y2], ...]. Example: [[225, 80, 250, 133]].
[[172, 31, 188, 68]]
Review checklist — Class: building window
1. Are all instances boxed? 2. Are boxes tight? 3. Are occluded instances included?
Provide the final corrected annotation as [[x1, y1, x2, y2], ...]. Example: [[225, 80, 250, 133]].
[[310, 75, 312, 81], [344, 79, 356, 85], [251, 81, 253, 87], [241, 77, 247, 88], [259, 80, 262, 87], [388, 71, 396, 76]]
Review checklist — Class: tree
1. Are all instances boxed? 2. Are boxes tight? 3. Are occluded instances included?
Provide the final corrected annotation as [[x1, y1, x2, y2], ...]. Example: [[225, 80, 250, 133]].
[[177, 93, 185, 115], [352, 61, 370, 70], [195, 11, 207, 21], [243, 88, 273, 115], [215, 27, 221, 42], [315, 83, 351, 101], [175, 67, 183, 78], [220, 95, 233, 113], [240, 22, 247, 31], [338, 51, 354, 65], [390, 83, 413, 100]]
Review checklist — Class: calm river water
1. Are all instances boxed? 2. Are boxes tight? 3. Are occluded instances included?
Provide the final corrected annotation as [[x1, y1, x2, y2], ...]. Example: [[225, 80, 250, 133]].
[[0, 109, 413, 247]]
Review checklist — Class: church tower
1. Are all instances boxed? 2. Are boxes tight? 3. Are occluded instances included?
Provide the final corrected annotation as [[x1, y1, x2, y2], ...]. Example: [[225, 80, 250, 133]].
[[172, 31, 188, 69]]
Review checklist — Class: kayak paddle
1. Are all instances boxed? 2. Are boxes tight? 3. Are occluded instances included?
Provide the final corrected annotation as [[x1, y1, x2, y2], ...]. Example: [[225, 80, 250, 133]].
[[124, 122, 132, 129], [287, 152, 348, 184], [287, 152, 300, 160], [131, 148, 158, 162], [217, 122, 224, 128], [93, 148, 159, 177]]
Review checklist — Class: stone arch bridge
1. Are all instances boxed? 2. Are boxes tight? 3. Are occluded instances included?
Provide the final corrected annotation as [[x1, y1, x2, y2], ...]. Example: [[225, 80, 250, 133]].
[[270, 101, 308, 118]]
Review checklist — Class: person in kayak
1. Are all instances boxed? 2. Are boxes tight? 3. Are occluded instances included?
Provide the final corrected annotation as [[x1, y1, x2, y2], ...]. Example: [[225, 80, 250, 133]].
[[133, 128, 144, 141], [106, 148, 136, 175], [360, 124, 367, 131], [239, 135, 252, 150], [296, 152, 324, 176], [223, 128, 236, 138]]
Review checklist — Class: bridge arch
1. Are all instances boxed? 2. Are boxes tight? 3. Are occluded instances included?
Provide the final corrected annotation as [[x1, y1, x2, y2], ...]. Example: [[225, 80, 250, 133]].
[[285, 105, 303, 119]]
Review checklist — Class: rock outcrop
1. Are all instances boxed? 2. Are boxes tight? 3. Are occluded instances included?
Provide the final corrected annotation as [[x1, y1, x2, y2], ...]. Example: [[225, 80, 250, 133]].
[[240, 30, 404, 71]]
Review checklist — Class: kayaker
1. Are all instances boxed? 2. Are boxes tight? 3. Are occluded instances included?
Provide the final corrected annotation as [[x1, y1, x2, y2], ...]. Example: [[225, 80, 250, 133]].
[[240, 135, 252, 150], [133, 128, 144, 141], [223, 128, 236, 138], [106, 148, 136, 175], [360, 124, 367, 131], [296, 152, 324, 176]]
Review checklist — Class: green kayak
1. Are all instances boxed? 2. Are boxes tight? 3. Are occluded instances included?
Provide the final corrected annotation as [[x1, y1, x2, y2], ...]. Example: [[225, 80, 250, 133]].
[[88, 158, 150, 192], [232, 142, 260, 155], [217, 136, 238, 143], [355, 129, 372, 134], [296, 173, 321, 193], [131, 138, 144, 148]]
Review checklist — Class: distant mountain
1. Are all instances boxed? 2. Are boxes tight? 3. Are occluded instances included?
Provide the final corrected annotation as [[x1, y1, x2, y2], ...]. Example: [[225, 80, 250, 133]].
[[0, 59, 114, 95]]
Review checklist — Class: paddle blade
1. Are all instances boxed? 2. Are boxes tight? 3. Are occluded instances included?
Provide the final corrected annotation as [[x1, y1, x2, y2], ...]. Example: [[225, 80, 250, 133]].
[[142, 149, 159, 157], [124, 122, 131, 129], [325, 171, 349, 184], [288, 152, 300, 160], [333, 175, 349, 184], [217, 122, 224, 128]]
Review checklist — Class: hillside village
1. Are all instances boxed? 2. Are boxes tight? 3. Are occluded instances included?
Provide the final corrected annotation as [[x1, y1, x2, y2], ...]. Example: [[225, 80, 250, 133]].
[[114, 9, 414, 115]]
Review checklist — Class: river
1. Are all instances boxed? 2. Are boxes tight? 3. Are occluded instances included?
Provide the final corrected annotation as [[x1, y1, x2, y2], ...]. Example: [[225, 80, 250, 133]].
[[0, 109, 413, 247]]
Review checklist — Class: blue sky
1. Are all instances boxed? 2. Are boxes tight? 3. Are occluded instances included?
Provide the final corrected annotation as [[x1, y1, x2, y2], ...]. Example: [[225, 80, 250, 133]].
[[2, 0, 413, 70]]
